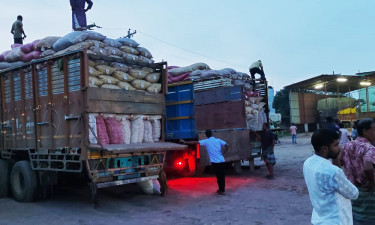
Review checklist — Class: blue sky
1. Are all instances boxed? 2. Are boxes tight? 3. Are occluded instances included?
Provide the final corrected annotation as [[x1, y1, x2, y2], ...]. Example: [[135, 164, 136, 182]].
[[1, 0, 375, 91]]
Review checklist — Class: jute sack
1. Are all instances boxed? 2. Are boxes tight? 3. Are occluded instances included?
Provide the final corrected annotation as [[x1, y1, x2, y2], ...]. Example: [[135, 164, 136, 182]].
[[113, 71, 135, 82], [131, 79, 152, 90], [129, 69, 148, 79], [88, 66, 101, 77], [122, 53, 139, 61], [111, 62, 129, 73], [118, 82, 136, 91], [88, 60, 96, 67], [95, 65, 116, 75], [146, 83, 161, 94], [100, 84, 121, 89], [142, 67, 154, 73], [145, 73, 161, 83], [105, 46, 123, 57], [120, 46, 139, 55], [137, 47, 152, 58], [98, 75, 120, 85], [89, 76, 103, 86], [168, 63, 210, 76]]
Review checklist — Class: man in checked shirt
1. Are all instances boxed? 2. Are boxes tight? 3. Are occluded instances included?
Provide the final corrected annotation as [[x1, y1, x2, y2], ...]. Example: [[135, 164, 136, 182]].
[[303, 129, 358, 225], [341, 118, 375, 224]]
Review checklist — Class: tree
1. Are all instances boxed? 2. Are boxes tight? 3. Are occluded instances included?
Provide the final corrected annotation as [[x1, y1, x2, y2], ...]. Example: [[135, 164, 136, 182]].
[[273, 88, 291, 126]]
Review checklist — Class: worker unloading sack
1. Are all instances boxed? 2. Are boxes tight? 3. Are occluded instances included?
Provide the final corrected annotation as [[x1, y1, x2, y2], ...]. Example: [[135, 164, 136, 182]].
[[249, 60, 265, 86]]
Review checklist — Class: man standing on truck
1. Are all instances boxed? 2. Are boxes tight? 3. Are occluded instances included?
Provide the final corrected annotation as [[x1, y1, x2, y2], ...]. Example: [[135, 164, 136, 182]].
[[180, 130, 229, 195], [261, 123, 275, 179], [70, 0, 93, 31], [11, 15, 26, 44], [249, 60, 265, 86]]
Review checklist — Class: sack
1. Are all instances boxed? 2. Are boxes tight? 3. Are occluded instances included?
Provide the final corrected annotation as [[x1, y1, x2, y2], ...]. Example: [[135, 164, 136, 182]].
[[0, 50, 11, 62], [122, 53, 139, 61], [11, 43, 23, 49], [116, 38, 139, 47], [88, 114, 98, 144], [100, 84, 121, 89], [120, 46, 139, 55], [37, 36, 61, 50], [111, 62, 129, 73], [113, 71, 135, 82], [21, 42, 35, 54], [88, 66, 101, 77], [89, 46, 108, 56], [129, 69, 148, 79], [150, 116, 161, 142], [131, 79, 151, 90], [146, 83, 161, 94], [89, 76, 104, 86], [52, 31, 89, 52], [168, 63, 210, 76], [0, 61, 25, 70], [142, 67, 154, 73], [137, 180, 154, 194], [21, 51, 41, 62], [137, 47, 153, 58], [145, 73, 161, 83], [118, 82, 136, 91], [143, 120, 154, 143], [105, 46, 123, 56], [82, 31, 106, 41], [41, 49, 55, 58], [104, 117, 123, 144], [98, 75, 120, 85], [138, 56, 154, 65], [131, 116, 144, 143], [89, 83, 98, 88], [5, 48, 24, 62], [152, 179, 161, 195], [87, 40, 106, 48], [96, 116, 109, 145], [88, 60, 96, 67], [95, 65, 116, 75], [168, 72, 190, 84], [103, 38, 122, 48], [119, 116, 131, 144]]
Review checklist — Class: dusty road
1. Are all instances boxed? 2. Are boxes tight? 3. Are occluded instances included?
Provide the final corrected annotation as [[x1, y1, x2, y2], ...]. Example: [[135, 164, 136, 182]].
[[0, 134, 314, 225]]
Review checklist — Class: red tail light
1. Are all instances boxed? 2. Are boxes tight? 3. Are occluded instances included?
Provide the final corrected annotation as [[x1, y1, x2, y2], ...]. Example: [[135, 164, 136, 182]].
[[175, 159, 185, 168], [196, 144, 200, 159]]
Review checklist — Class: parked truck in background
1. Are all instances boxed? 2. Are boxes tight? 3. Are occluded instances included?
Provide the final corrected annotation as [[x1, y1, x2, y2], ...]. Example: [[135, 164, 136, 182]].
[[0, 50, 186, 203], [164, 78, 269, 176]]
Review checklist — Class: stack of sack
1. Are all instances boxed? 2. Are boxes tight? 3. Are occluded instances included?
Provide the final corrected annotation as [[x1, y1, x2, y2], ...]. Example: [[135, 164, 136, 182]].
[[167, 62, 252, 87], [245, 96, 267, 131], [89, 113, 162, 146], [0, 31, 155, 74]]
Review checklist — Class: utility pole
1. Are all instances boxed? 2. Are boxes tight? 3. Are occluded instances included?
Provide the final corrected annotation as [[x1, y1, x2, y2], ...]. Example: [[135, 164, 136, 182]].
[[125, 29, 137, 38]]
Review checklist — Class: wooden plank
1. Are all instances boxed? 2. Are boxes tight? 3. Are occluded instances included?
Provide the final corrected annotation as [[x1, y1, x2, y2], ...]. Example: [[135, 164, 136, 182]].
[[47, 61, 54, 149], [10, 75, 16, 148], [20, 70, 27, 147], [88, 142, 187, 153], [194, 86, 242, 106], [0, 76, 6, 150], [87, 87, 164, 104], [32, 65, 41, 149], [195, 101, 246, 130], [87, 100, 164, 115]]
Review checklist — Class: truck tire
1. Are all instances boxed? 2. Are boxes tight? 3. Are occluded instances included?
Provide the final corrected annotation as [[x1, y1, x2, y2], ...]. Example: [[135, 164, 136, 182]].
[[0, 159, 9, 198], [10, 161, 37, 202]]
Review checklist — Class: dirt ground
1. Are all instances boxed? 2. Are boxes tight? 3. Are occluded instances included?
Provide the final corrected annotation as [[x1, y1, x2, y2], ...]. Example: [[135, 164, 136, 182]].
[[0, 134, 315, 225]]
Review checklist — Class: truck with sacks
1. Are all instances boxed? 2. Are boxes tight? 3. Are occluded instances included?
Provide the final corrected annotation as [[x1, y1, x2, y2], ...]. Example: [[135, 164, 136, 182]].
[[0, 31, 185, 203], [164, 64, 269, 176]]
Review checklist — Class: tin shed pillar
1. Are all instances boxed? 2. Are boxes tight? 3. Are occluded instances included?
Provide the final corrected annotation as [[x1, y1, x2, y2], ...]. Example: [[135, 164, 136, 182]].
[[304, 123, 308, 132]]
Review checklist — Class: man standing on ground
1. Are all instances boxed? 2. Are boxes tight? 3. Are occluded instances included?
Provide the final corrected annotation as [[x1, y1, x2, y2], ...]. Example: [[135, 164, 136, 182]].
[[303, 129, 358, 225], [249, 60, 265, 86], [70, 0, 93, 31], [290, 123, 297, 144], [181, 130, 229, 195], [341, 118, 375, 224], [339, 123, 351, 148], [11, 15, 26, 44], [261, 123, 275, 179]]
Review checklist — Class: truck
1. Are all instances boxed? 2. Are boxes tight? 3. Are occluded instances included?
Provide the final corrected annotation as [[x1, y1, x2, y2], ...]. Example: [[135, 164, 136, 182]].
[[0, 49, 186, 203], [164, 77, 269, 176]]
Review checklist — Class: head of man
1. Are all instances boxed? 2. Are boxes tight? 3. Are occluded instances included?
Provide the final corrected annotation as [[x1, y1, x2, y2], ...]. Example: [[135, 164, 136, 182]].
[[262, 123, 270, 131], [311, 128, 340, 159], [326, 116, 334, 123], [357, 118, 375, 142], [291, 123, 295, 126], [339, 123, 344, 129], [205, 129, 212, 138], [17, 15, 23, 21]]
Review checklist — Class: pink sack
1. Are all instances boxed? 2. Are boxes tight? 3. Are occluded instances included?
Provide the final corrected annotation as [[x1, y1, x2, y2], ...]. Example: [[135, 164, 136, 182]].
[[168, 72, 190, 83], [32, 39, 40, 49], [104, 117, 124, 144], [21, 43, 35, 54], [21, 51, 41, 62], [11, 43, 22, 49], [96, 116, 109, 145]]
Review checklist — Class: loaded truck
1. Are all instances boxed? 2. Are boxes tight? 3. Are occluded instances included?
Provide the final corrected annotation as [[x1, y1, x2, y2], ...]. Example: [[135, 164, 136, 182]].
[[164, 77, 269, 176], [0, 49, 186, 203]]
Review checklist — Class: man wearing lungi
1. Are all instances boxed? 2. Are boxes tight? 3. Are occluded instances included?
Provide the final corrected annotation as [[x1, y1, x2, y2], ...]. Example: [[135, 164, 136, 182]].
[[70, 0, 93, 31]]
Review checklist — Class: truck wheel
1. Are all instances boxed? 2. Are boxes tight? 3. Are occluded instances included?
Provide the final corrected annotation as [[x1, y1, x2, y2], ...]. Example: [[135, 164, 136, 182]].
[[10, 161, 37, 202], [0, 159, 9, 198], [158, 170, 168, 197]]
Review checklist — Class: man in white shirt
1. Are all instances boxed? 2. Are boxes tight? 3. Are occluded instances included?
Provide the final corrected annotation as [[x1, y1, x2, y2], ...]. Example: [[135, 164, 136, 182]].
[[303, 128, 358, 225], [249, 60, 265, 86], [181, 130, 229, 195]]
